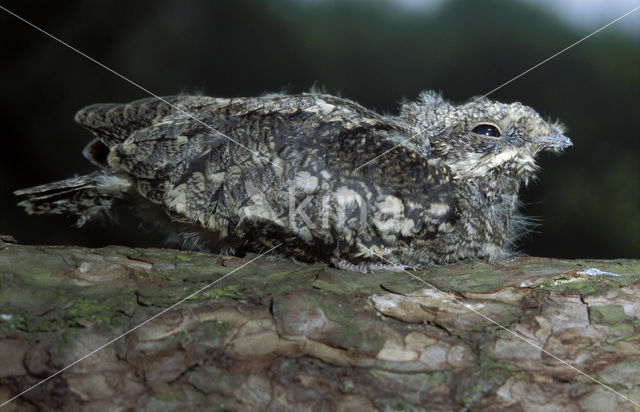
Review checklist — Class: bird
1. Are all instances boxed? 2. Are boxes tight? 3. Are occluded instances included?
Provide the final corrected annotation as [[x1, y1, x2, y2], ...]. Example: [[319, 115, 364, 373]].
[[15, 91, 572, 272]]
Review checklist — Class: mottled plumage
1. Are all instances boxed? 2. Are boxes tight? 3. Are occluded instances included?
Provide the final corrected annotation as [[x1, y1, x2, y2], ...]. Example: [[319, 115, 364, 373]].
[[15, 92, 571, 270]]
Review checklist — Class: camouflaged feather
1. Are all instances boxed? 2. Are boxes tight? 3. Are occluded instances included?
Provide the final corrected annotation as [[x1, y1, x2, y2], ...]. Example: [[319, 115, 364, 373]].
[[15, 92, 571, 268]]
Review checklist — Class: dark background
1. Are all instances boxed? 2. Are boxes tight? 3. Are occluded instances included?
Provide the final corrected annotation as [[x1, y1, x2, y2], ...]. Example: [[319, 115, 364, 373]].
[[1, 0, 638, 258]]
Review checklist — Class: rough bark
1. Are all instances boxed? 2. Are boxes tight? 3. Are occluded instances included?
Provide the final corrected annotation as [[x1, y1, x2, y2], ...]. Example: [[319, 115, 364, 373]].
[[0, 236, 639, 411]]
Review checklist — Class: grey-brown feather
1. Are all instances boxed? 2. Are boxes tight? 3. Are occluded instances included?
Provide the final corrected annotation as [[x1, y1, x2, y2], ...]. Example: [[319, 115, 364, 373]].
[[15, 92, 571, 270]]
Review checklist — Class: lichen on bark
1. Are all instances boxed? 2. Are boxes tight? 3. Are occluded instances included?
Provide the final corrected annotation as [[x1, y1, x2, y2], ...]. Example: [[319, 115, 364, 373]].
[[1, 238, 639, 411]]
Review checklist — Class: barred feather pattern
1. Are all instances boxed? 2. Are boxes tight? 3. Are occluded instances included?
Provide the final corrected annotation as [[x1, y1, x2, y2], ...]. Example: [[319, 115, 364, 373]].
[[15, 91, 571, 270]]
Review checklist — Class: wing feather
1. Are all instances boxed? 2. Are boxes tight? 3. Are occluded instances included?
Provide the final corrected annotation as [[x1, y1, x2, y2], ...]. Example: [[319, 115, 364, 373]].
[[104, 94, 449, 260]]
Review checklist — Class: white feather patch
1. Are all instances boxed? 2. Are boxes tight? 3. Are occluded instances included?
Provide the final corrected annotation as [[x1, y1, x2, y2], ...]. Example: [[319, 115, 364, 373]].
[[294, 171, 319, 194], [96, 175, 132, 194]]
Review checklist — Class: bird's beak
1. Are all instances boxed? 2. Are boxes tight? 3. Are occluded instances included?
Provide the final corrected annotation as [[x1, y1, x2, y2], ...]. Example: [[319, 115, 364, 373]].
[[537, 132, 573, 151]]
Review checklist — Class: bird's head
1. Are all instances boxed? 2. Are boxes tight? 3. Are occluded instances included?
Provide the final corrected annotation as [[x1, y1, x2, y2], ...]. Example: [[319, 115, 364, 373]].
[[402, 91, 572, 185]]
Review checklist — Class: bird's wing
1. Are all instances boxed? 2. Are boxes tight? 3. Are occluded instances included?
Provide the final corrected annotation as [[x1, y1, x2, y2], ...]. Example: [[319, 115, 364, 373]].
[[107, 93, 434, 190], [74, 96, 189, 147], [104, 95, 450, 257]]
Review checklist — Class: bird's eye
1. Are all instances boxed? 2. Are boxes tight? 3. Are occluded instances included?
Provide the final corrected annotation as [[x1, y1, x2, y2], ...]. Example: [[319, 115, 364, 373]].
[[472, 124, 502, 137]]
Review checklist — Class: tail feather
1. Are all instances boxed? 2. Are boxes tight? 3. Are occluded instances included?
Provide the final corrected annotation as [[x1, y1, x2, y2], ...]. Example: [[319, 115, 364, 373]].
[[15, 173, 132, 227]]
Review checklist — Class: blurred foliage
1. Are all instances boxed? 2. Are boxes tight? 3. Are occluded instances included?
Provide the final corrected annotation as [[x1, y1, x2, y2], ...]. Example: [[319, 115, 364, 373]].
[[1, 0, 638, 258]]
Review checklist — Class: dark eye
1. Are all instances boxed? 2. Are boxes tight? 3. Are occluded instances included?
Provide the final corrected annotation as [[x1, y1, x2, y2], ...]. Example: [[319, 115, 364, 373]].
[[472, 124, 502, 137]]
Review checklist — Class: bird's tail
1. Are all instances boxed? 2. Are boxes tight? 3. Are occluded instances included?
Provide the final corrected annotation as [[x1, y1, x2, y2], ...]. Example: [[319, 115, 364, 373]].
[[14, 172, 132, 227]]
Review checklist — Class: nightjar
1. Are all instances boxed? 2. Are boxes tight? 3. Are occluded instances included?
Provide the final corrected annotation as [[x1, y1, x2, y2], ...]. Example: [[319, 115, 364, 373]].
[[15, 92, 572, 271]]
